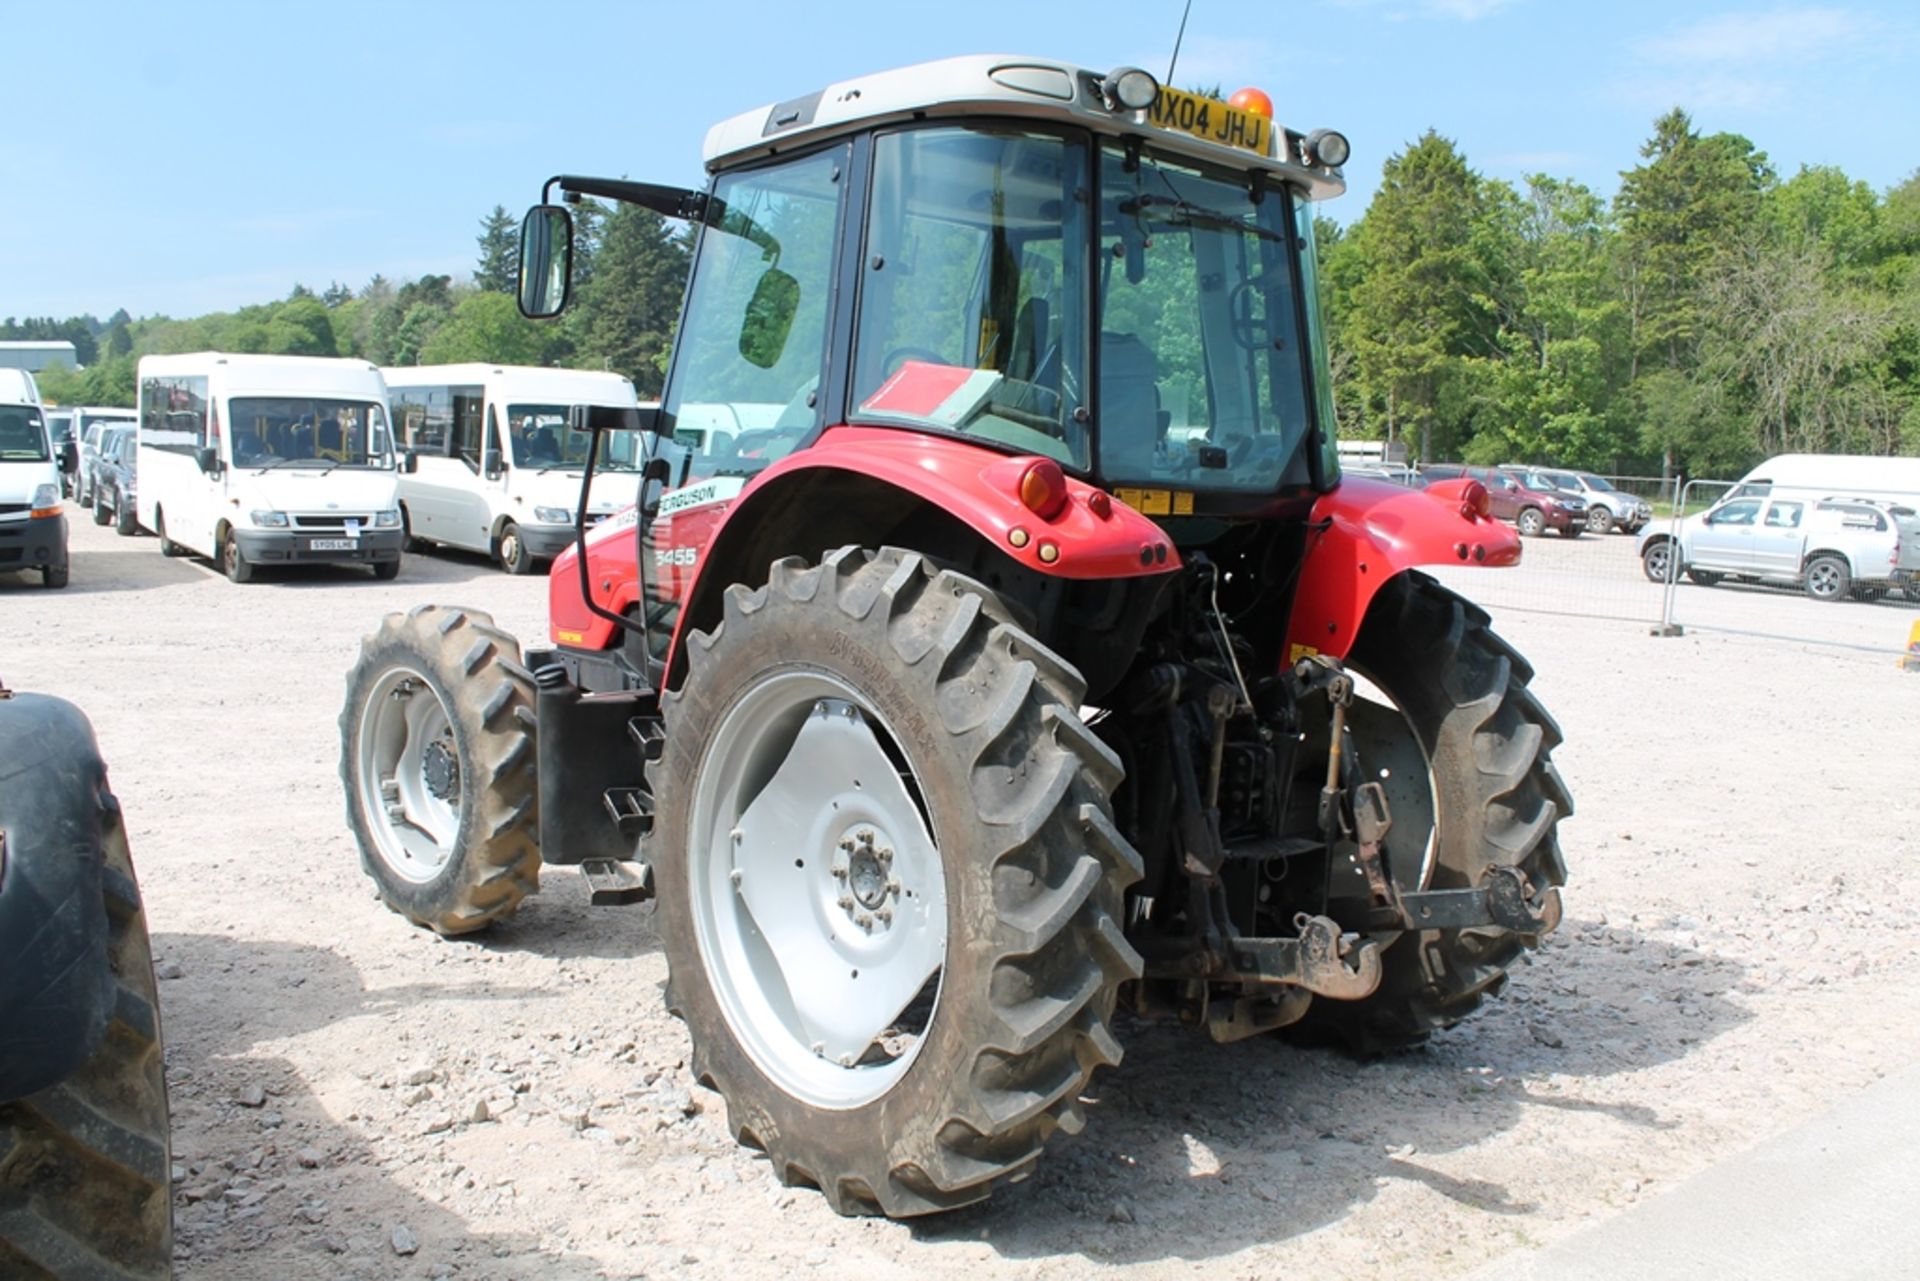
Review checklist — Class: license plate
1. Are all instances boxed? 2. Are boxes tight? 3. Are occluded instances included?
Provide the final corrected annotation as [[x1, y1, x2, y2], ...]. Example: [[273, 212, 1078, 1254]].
[[310, 538, 357, 551], [1149, 87, 1270, 157]]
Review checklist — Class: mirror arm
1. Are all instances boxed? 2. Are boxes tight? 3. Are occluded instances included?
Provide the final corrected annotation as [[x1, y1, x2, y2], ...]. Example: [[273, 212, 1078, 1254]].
[[542, 175, 708, 223], [572, 425, 650, 648]]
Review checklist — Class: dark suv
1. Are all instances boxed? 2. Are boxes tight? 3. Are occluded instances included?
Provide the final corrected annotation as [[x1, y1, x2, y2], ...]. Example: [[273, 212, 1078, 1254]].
[[1420, 464, 1587, 537], [91, 430, 141, 537]]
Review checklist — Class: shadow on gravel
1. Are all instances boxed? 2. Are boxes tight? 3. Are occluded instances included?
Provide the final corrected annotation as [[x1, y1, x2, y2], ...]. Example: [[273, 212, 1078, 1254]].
[[3, 548, 203, 594], [912, 918, 1750, 1266], [154, 933, 611, 1281], [471, 874, 665, 962]]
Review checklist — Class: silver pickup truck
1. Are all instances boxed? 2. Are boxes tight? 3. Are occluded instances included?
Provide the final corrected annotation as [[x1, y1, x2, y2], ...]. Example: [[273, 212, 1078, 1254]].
[[1638, 494, 1920, 602]]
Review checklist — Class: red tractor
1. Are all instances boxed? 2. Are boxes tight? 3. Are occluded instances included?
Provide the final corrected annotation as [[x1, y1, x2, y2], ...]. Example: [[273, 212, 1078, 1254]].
[[340, 56, 1566, 1217]]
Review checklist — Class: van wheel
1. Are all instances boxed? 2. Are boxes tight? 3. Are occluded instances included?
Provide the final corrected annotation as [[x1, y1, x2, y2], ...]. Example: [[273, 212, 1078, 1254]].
[[222, 531, 257, 584], [372, 558, 401, 582], [41, 565, 69, 589], [1587, 506, 1614, 535], [498, 523, 535, 576], [155, 512, 186, 558]]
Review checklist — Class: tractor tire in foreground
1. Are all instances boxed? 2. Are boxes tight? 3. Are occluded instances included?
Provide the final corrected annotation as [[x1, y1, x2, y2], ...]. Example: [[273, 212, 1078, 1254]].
[[339, 605, 541, 934], [0, 702, 170, 1280], [651, 547, 1143, 1216], [1297, 570, 1570, 1053]]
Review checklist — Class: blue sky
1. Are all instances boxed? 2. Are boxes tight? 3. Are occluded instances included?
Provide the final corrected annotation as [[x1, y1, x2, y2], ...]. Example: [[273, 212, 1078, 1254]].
[[6, 0, 1915, 321]]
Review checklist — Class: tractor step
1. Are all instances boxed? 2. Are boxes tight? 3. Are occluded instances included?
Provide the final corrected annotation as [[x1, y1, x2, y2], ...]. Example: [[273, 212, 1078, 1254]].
[[580, 858, 654, 907], [603, 786, 654, 838]]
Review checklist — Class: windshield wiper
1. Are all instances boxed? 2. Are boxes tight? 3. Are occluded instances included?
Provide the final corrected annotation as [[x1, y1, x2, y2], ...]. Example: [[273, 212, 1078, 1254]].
[[1118, 195, 1286, 242]]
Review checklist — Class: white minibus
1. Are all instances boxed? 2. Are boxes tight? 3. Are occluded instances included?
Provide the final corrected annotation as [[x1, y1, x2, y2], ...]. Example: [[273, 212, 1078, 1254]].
[[383, 364, 646, 574], [135, 353, 404, 583]]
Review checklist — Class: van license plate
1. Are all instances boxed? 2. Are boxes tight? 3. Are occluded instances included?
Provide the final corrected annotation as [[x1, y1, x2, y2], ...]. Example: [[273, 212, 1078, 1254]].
[[310, 538, 357, 551]]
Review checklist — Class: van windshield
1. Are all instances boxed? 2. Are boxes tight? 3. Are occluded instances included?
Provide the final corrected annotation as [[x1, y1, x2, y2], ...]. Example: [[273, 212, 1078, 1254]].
[[0, 406, 50, 461], [229, 398, 393, 469], [505, 404, 645, 472]]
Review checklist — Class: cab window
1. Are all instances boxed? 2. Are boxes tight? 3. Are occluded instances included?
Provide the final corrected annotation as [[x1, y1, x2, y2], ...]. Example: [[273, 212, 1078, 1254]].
[[1764, 501, 1803, 529], [1707, 500, 1761, 526], [664, 144, 847, 480]]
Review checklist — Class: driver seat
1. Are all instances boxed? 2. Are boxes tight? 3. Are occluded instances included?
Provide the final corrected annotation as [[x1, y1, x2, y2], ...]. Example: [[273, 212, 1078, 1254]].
[[1099, 332, 1164, 473]]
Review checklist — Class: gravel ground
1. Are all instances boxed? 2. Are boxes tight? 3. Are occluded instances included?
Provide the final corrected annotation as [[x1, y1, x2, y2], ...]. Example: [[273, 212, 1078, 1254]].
[[4, 513, 1918, 1281]]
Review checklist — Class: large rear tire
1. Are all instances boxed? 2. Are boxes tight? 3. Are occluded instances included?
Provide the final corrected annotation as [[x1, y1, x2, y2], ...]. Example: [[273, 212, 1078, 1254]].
[[0, 786, 171, 1279], [339, 605, 540, 934], [1294, 571, 1570, 1053], [651, 547, 1142, 1216]]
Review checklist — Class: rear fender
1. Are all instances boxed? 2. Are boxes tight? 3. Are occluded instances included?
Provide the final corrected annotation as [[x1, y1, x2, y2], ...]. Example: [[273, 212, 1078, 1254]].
[[553, 426, 1181, 675], [1285, 476, 1521, 662], [0, 693, 116, 1102]]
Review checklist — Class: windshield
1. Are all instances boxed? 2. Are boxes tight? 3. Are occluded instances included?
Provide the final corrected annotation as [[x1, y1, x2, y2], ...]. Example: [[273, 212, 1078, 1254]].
[[505, 403, 645, 472], [1097, 144, 1314, 491], [0, 405, 50, 462], [1581, 472, 1618, 492], [228, 397, 393, 468], [851, 127, 1090, 468]]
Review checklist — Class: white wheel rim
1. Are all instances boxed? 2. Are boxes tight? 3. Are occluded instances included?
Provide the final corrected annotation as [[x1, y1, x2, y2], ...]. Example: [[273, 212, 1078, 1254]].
[[689, 670, 947, 1109], [356, 667, 462, 883]]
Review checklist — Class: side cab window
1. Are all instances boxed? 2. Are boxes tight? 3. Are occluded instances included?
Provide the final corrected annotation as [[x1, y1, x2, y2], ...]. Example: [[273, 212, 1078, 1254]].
[[1706, 500, 1761, 527]]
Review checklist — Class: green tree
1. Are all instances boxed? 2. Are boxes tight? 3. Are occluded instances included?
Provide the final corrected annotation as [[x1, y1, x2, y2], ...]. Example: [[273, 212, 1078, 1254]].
[[418, 292, 547, 365], [570, 202, 689, 394], [474, 205, 519, 293]]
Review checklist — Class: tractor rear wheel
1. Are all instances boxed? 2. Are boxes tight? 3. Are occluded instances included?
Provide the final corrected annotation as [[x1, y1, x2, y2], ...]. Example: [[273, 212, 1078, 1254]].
[[0, 781, 171, 1279], [650, 546, 1142, 1216], [339, 605, 540, 934], [1294, 571, 1570, 1053]]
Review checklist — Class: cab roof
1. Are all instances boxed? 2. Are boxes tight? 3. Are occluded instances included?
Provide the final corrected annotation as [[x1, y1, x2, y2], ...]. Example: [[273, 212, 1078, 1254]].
[[703, 54, 1346, 202]]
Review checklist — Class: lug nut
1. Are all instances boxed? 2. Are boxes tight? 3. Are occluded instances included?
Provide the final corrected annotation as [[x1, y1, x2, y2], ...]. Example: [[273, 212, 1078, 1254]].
[[839, 836, 854, 852], [876, 906, 893, 924], [832, 866, 848, 880], [837, 895, 854, 910], [856, 912, 873, 929], [886, 878, 901, 895]]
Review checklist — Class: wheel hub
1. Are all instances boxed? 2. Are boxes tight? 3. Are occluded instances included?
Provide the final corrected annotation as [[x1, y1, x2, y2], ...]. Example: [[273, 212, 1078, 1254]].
[[834, 827, 899, 927], [422, 738, 460, 802]]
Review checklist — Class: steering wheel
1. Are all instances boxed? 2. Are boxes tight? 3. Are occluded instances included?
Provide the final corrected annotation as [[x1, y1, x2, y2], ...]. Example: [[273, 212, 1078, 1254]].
[[880, 346, 949, 377]]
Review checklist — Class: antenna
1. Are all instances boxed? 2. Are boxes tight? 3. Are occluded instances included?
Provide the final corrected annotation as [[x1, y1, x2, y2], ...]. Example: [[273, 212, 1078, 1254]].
[[1166, 0, 1196, 85]]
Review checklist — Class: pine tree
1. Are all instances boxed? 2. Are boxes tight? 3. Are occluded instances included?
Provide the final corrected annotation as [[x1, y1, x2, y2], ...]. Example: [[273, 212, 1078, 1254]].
[[475, 206, 520, 293], [572, 204, 690, 395]]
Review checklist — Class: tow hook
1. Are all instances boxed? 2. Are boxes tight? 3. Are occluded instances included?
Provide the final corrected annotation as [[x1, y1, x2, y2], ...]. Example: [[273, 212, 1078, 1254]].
[[1389, 866, 1563, 937], [1223, 913, 1383, 999]]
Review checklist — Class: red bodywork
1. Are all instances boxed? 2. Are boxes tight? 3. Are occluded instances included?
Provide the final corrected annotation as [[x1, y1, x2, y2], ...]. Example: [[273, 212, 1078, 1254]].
[[549, 426, 1181, 658], [1282, 476, 1520, 662]]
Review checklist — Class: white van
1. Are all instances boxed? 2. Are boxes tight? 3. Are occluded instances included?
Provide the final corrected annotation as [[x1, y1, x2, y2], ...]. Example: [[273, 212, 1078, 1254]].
[[1729, 453, 1920, 508], [135, 353, 404, 583], [0, 368, 75, 588], [383, 364, 646, 574]]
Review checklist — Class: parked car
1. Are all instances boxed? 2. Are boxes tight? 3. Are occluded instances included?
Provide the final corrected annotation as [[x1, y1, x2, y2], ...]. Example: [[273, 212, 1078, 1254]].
[[1526, 468, 1651, 535], [79, 424, 133, 511], [91, 429, 141, 536], [1638, 493, 1920, 601], [62, 408, 136, 499], [1421, 464, 1587, 536]]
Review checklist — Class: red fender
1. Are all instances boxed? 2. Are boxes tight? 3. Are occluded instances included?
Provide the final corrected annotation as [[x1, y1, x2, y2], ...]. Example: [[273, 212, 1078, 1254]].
[[1284, 476, 1520, 663], [550, 425, 1180, 654]]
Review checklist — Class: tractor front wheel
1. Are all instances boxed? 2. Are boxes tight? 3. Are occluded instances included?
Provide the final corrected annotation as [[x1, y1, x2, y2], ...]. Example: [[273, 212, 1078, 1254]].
[[1294, 571, 1570, 1052], [339, 606, 541, 933], [650, 546, 1142, 1216]]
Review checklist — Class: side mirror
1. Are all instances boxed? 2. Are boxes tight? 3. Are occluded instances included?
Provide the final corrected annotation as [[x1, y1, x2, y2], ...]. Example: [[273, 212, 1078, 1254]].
[[518, 205, 574, 319], [401, 449, 419, 475], [58, 441, 78, 474], [195, 445, 220, 476], [566, 403, 657, 436], [739, 269, 799, 369], [482, 449, 503, 481]]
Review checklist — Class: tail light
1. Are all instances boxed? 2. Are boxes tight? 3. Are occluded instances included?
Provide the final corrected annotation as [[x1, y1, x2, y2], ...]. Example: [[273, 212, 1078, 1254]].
[[1017, 458, 1069, 520], [1460, 480, 1492, 520]]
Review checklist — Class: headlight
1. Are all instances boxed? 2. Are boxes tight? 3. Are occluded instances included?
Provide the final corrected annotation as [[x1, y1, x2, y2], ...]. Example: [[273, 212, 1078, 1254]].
[[374, 509, 401, 528], [1101, 66, 1159, 112], [30, 483, 59, 509], [250, 509, 289, 527], [533, 506, 574, 524]]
